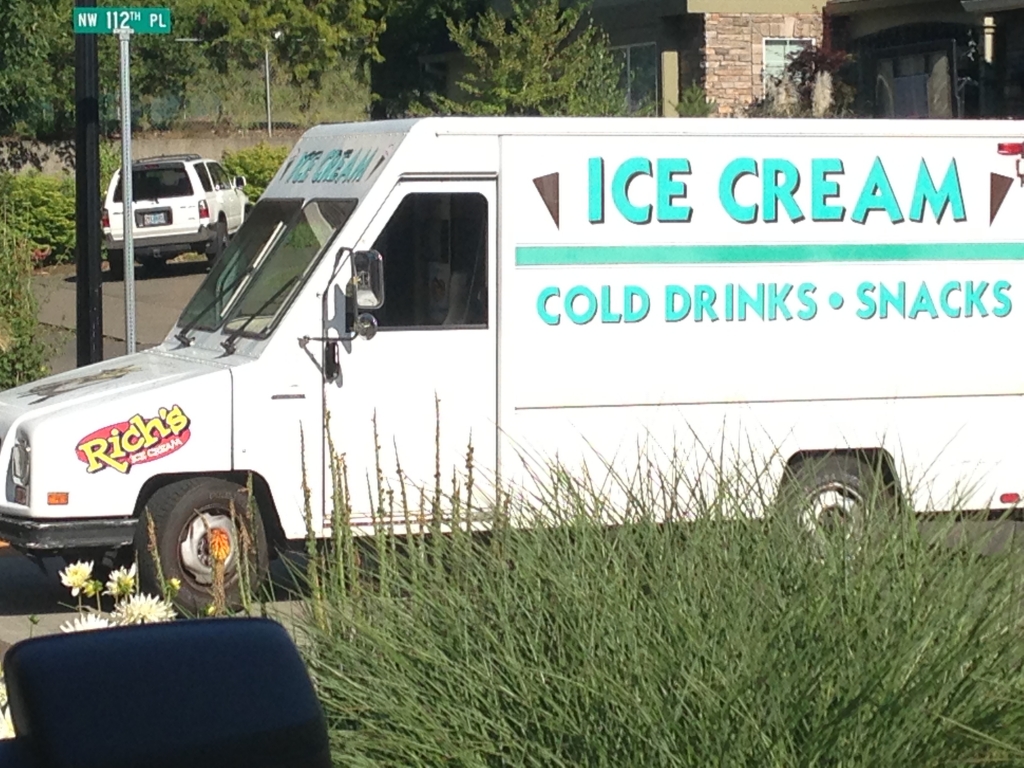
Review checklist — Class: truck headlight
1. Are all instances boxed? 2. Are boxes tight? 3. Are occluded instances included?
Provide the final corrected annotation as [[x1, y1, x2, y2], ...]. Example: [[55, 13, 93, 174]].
[[11, 438, 30, 487]]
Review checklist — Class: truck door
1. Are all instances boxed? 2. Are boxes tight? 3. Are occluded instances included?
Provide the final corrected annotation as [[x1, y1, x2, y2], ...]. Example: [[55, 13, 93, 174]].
[[323, 179, 498, 527]]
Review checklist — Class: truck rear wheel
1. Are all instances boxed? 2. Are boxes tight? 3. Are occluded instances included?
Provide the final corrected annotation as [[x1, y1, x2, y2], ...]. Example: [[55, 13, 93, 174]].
[[778, 454, 897, 551], [135, 477, 269, 614]]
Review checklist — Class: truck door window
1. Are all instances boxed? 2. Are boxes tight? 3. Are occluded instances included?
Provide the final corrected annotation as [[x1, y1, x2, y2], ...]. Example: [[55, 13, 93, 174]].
[[371, 193, 488, 329]]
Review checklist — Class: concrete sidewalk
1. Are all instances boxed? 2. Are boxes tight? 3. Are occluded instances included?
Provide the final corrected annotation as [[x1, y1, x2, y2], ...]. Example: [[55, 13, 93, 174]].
[[32, 261, 208, 374]]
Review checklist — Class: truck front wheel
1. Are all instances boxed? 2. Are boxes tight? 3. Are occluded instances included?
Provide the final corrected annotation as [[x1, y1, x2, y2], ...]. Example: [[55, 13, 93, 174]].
[[135, 477, 269, 614]]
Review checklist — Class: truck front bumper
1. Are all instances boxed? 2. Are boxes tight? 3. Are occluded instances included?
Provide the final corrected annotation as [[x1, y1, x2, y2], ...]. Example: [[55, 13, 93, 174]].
[[0, 511, 136, 553]]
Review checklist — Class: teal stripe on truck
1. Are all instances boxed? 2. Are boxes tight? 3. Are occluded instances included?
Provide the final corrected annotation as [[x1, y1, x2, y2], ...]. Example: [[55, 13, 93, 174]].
[[515, 243, 1024, 266]]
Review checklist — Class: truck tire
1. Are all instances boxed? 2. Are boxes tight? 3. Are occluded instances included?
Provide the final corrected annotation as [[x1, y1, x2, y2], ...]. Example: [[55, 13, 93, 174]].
[[107, 250, 124, 281], [135, 477, 269, 614], [777, 454, 897, 551]]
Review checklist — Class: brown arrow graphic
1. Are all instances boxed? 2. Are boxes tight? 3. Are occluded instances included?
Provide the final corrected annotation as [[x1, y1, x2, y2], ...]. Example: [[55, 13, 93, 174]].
[[533, 172, 559, 228], [991, 172, 1014, 225]]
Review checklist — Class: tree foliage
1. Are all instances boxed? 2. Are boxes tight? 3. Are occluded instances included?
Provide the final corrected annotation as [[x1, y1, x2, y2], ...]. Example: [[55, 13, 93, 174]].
[[747, 45, 857, 118], [366, 0, 485, 119], [177, 0, 384, 109], [0, 0, 633, 137], [676, 84, 717, 117], [430, 0, 629, 116], [0, 0, 81, 138], [0, 0, 389, 139]]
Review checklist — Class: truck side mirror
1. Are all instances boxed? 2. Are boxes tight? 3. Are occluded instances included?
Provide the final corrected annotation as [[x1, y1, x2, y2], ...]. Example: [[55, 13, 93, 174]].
[[235, 175, 247, 189], [348, 249, 384, 310], [324, 339, 340, 383]]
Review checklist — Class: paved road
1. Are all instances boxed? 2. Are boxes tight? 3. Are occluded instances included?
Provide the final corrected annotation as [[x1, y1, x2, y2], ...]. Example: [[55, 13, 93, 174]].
[[0, 547, 75, 654], [32, 259, 208, 374], [0, 543, 310, 655]]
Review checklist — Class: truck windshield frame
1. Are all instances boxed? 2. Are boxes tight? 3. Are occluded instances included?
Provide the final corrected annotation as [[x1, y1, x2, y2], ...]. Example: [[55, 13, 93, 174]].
[[177, 197, 357, 337]]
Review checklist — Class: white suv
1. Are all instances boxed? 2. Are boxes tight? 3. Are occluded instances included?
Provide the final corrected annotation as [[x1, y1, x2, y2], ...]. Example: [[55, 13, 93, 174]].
[[101, 154, 249, 279]]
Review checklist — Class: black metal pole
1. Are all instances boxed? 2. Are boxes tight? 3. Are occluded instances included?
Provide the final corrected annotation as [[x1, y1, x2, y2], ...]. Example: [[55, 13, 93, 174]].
[[75, 0, 104, 367]]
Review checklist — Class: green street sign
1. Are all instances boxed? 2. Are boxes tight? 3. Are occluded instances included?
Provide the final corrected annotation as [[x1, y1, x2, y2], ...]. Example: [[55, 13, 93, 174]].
[[73, 7, 171, 34]]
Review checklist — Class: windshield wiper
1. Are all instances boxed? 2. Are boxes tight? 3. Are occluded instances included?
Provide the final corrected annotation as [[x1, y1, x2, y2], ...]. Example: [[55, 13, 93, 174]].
[[175, 221, 288, 347], [175, 265, 256, 347], [220, 276, 299, 356]]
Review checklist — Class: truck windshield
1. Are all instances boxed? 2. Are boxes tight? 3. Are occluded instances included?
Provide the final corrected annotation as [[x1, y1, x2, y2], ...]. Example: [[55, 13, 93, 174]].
[[177, 198, 356, 335]]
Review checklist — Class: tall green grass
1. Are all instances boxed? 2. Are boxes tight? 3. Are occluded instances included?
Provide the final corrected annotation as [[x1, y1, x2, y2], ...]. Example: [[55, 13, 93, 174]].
[[297, 449, 1024, 766]]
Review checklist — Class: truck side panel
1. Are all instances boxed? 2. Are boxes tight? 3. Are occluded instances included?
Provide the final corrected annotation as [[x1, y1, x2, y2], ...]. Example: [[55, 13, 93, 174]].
[[497, 128, 1024, 514]]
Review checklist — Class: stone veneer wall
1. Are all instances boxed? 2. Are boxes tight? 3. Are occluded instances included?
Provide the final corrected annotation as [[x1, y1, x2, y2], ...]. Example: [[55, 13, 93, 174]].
[[703, 12, 824, 117]]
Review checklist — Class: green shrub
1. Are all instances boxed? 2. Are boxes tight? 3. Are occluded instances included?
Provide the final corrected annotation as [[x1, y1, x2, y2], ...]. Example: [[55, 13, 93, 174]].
[[676, 83, 717, 117], [0, 213, 49, 390], [0, 171, 76, 264], [221, 143, 290, 202], [298, 450, 1024, 766], [100, 139, 121, 198]]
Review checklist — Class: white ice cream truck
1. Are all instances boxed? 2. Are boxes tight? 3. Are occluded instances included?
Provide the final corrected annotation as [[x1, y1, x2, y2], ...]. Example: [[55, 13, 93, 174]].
[[3, 116, 1024, 608]]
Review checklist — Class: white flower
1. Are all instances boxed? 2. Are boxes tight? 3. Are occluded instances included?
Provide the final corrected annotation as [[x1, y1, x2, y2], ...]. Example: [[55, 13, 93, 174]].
[[60, 612, 113, 633], [0, 706, 12, 741], [103, 563, 137, 599], [111, 593, 177, 625], [59, 561, 94, 597]]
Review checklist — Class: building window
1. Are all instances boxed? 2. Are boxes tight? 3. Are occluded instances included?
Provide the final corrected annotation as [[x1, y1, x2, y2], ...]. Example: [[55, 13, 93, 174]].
[[876, 50, 953, 118], [763, 37, 814, 91], [612, 43, 659, 115]]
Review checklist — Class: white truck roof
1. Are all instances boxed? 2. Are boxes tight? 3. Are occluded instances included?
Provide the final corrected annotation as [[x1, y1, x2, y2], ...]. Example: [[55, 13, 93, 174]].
[[298, 115, 1024, 139]]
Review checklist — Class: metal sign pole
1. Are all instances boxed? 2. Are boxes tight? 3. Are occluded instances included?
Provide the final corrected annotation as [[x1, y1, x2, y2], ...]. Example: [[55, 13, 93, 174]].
[[74, 0, 103, 368], [116, 26, 136, 355]]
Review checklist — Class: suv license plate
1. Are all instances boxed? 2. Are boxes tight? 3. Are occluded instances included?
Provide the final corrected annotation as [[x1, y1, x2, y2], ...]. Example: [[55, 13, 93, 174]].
[[142, 212, 168, 226]]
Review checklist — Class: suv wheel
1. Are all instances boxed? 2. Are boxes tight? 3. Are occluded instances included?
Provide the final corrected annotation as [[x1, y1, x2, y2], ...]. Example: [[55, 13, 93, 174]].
[[139, 254, 168, 276], [107, 250, 125, 281], [207, 218, 229, 264]]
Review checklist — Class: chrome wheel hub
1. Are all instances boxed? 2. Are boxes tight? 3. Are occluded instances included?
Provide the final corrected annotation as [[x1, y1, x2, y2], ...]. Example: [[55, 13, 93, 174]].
[[179, 512, 239, 585], [799, 482, 864, 540]]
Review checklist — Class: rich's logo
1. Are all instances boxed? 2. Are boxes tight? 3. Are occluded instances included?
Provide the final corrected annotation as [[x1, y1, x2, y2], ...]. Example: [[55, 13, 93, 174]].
[[76, 405, 191, 474]]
